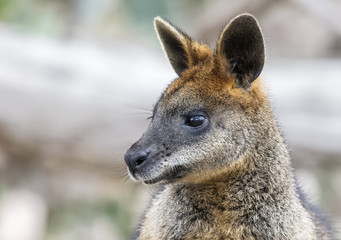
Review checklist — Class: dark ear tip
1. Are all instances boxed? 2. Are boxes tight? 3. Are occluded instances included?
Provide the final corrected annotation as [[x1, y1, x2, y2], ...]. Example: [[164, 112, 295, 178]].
[[231, 13, 260, 27], [154, 17, 165, 31], [234, 13, 257, 20], [154, 17, 183, 39], [154, 16, 163, 25]]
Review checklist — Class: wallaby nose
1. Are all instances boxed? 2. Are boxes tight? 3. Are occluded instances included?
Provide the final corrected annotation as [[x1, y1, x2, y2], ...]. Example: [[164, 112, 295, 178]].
[[124, 149, 150, 173]]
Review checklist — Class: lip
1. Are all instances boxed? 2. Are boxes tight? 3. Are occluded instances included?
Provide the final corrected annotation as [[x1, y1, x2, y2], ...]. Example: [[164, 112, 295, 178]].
[[127, 168, 163, 184], [143, 174, 167, 184], [141, 165, 189, 185], [127, 167, 139, 181]]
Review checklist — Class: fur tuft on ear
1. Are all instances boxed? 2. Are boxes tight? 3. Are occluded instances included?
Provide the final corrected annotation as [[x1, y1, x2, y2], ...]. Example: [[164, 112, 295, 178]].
[[217, 13, 265, 89]]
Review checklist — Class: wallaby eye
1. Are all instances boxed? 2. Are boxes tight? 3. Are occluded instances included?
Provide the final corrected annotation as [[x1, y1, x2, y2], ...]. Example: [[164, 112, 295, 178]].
[[185, 115, 206, 128]]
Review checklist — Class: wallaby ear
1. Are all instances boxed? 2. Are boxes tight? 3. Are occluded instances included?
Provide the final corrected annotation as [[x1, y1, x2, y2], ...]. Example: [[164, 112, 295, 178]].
[[217, 14, 265, 89], [154, 17, 191, 77]]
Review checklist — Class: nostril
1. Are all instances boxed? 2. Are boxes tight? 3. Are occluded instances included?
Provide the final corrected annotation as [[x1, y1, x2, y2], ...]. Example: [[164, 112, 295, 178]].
[[128, 150, 149, 168], [136, 155, 147, 166], [125, 149, 151, 171], [136, 151, 150, 167]]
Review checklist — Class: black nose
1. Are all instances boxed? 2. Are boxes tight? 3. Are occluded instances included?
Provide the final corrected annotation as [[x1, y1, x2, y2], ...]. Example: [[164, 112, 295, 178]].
[[124, 149, 150, 173]]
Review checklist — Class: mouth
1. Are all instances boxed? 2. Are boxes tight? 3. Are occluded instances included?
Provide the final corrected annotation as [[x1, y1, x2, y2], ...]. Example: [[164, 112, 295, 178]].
[[130, 165, 189, 185], [126, 167, 139, 182]]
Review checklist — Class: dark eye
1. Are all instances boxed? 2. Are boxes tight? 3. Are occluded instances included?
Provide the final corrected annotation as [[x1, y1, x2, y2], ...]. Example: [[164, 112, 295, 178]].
[[185, 115, 206, 127]]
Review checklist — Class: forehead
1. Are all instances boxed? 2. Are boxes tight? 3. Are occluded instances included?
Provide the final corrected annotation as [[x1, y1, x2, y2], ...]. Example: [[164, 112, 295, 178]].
[[166, 68, 228, 97], [154, 64, 267, 116], [155, 67, 230, 114]]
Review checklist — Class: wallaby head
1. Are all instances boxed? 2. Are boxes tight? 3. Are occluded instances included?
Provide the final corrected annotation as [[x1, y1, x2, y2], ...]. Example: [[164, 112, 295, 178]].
[[125, 14, 269, 185]]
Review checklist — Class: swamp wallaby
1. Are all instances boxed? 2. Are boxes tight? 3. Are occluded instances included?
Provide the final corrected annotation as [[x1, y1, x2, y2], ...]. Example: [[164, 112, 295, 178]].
[[124, 13, 334, 240]]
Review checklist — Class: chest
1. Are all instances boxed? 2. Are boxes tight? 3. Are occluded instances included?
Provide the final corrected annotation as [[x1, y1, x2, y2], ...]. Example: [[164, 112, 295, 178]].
[[137, 185, 316, 240], [138, 187, 253, 240]]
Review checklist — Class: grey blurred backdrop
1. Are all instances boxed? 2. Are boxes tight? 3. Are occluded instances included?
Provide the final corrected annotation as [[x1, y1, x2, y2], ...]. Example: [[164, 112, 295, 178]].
[[0, 0, 340, 239]]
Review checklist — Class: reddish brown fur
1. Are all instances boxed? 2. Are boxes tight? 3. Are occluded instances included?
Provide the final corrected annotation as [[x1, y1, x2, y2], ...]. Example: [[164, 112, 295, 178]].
[[164, 42, 267, 112]]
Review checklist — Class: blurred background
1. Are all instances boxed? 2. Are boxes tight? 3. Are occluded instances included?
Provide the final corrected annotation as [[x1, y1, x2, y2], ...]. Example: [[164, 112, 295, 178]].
[[0, 0, 340, 239]]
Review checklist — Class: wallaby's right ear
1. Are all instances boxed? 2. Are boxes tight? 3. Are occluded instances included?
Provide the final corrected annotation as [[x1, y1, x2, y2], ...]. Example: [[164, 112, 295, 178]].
[[154, 17, 191, 77], [217, 14, 265, 89]]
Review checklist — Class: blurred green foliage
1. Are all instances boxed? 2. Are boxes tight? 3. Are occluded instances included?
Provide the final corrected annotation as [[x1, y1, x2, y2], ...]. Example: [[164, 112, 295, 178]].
[[47, 198, 134, 239], [0, 0, 13, 17], [124, 0, 167, 27], [0, 0, 207, 37], [0, 0, 64, 35]]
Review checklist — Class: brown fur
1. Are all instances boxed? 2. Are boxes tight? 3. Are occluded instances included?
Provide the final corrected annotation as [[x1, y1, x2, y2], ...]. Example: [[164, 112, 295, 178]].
[[125, 14, 334, 240]]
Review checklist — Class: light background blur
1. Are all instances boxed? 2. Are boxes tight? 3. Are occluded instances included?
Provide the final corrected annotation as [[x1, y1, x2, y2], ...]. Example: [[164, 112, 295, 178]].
[[0, 0, 340, 239]]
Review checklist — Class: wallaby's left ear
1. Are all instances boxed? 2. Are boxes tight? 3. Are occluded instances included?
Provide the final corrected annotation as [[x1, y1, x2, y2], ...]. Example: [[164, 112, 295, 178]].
[[217, 14, 265, 89]]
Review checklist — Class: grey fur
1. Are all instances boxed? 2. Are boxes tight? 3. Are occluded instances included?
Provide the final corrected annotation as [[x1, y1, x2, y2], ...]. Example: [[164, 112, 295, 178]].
[[124, 14, 335, 240]]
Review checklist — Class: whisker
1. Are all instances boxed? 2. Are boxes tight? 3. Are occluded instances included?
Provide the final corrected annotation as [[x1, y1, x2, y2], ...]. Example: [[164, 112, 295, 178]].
[[125, 105, 153, 114], [121, 173, 131, 184]]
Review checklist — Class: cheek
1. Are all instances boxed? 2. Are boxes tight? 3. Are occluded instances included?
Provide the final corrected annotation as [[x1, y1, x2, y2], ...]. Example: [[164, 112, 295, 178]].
[[167, 134, 226, 169], [177, 127, 249, 168], [215, 120, 255, 161]]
